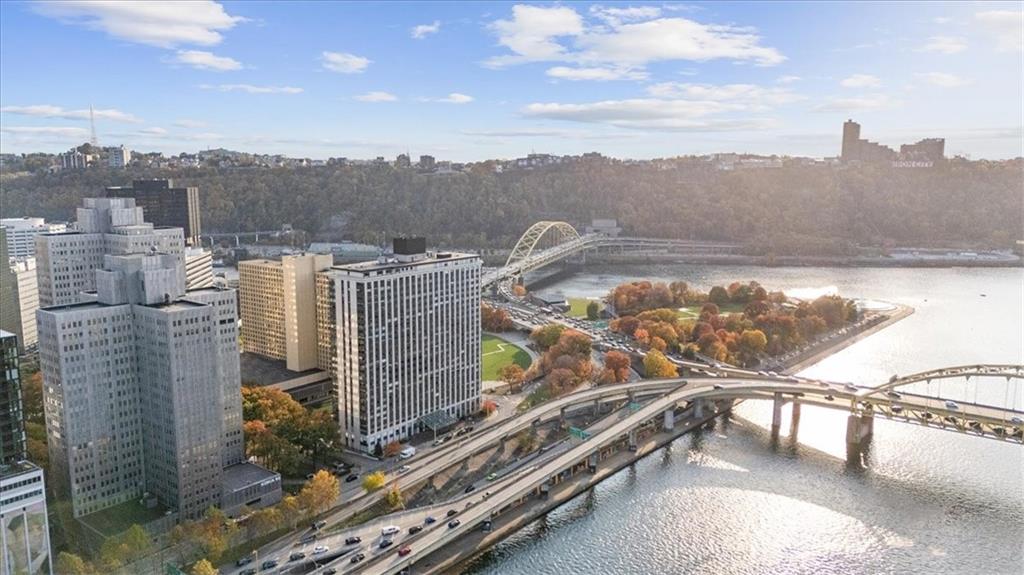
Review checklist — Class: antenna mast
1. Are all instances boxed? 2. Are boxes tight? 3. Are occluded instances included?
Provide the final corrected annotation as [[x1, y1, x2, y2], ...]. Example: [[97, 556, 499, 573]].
[[89, 104, 98, 146]]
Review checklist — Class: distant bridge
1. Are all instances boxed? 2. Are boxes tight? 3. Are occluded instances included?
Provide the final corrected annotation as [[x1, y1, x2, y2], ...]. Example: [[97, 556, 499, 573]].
[[482, 220, 741, 289]]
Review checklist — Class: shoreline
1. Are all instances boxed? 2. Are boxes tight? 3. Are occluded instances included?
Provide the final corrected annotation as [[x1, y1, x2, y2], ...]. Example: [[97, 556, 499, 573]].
[[781, 303, 915, 375]]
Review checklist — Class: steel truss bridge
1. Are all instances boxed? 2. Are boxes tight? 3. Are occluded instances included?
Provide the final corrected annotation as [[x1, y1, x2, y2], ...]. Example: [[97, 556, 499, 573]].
[[482, 220, 741, 290], [341, 365, 1023, 574]]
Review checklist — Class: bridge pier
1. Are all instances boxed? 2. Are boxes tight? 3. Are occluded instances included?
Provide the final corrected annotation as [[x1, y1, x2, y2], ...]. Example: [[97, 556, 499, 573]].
[[587, 452, 598, 473], [559, 406, 567, 427], [692, 399, 704, 419], [790, 402, 802, 438], [771, 393, 784, 438], [628, 429, 638, 452], [846, 413, 875, 462], [663, 409, 675, 431]]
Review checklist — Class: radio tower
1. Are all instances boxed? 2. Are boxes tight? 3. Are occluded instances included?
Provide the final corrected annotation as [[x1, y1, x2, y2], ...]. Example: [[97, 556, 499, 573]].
[[89, 104, 98, 146]]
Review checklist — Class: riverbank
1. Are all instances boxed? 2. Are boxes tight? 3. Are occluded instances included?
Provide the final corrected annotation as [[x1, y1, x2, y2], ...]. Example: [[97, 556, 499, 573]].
[[782, 303, 914, 375], [576, 253, 1022, 268]]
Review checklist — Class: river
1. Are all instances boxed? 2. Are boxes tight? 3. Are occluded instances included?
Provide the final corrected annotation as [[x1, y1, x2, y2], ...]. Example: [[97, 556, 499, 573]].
[[461, 265, 1024, 575]]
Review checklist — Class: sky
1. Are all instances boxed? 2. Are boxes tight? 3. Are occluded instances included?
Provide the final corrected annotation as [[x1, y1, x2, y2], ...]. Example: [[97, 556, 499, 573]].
[[1, 1, 1021, 161]]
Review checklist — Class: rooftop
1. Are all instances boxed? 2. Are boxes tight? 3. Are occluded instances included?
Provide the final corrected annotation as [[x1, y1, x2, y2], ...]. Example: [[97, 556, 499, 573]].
[[331, 251, 478, 274], [222, 462, 280, 494]]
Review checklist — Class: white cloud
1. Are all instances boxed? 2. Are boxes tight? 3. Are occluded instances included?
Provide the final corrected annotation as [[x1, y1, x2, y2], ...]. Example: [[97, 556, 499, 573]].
[[523, 98, 774, 131], [917, 35, 967, 54], [840, 74, 882, 88], [645, 82, 803, 107], [975, 11, 1023, 52], [174, 49, 242, 71], [815, 94, 901, 112], [915, 72, 971, 87], [354, 91, 398, 102], [546, 66, 646, 81], [321, 51, 371, 73], [411, 20, 441, 39], [933, 16, 953, 24], [139, 126, 168, 135], [486, 4, 784, 72], [174, 119, 206, 128], [33, 0, 243, 48], [0, 126, 89, 137], [0, 104, 140, 123], [437, 93, 474, 104], [776, 75, 801, 84], [201, 84, 303, 94]]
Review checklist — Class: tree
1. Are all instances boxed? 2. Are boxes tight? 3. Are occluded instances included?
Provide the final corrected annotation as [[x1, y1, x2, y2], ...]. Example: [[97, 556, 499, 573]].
[[709, 286, 730, 305], [602, 350, 631, 383], [545, 368, 577, 395], [121, 524, 152, 561], [191, 559, 219, 575], [512, 284, 527, 297], [248, 507, 282, 537], [643, 350, 678, 378], [298, 470, 340, 516], [498, 364, 526, 392], [384, 485, 404, 511], [530, 324, 566, 350], [55, 552, 92, 575], [278, 495, 303, 530], [21, 371, 44, 424], [480, 399, 498, 416], [481, 304, 514, 331], [515, 430, 537, 452], [362, 471, 386, 493], [383, 441, 403, 458], [585, 301, 600, 320]]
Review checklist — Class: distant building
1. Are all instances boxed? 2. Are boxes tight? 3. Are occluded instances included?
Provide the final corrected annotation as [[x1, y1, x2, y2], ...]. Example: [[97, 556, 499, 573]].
[[107, 145, 131, 169], [840, 119, 944, 165], [395, 153, 411, 169], [318, 238, 481, 453], [59, 149, 92, 170], [418, 155, 436, 171], [239, 254, 333, 372], [1, 218, 67, 260], [105, 179, 202, 246], [7, 259, 38, 352], [1, 331, 52, 575], [584, 219, 621, 237], [899, 138, 945, 163], [184, 247, 214, 290]]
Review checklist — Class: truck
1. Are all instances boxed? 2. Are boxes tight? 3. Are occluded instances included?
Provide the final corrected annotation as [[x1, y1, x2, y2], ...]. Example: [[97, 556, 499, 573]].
[[399, 446, 416, 459]]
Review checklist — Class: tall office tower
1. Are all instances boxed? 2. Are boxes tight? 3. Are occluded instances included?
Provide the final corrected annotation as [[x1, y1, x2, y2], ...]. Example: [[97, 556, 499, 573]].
[[239, 254, 333, 372], [315, 272, 337, 377], [0, 332, 52, 575], [841, 119, 861, 162], [37, 253, 278, 520], [7, 259, 38, 352], [34, 197, 185, 307], [0, 237, 19, 349], [184, 247, 214, 290], [105, 179, 202, 246], [323, 238, 481, 453], [1, 219, 67, 261]]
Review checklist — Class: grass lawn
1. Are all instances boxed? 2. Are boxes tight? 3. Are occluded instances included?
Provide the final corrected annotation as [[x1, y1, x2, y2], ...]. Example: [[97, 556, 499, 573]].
[[516, 386, 553, 413], [676, 302, 746, 320], [79, 498, 168, 537], [482, 334, 531, 380], [567, 297, 604, 319]]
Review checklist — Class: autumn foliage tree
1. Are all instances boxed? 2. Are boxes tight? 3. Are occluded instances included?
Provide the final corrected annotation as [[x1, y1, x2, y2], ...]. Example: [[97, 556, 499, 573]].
[[480, 399, 498, 416], [241, 386, 339, 475], [601, 350, 631, 384], [383, 441, 403, 458], [529, 324, 566, 350], [298, 470, 340, 516], [642, 349, 678, 378], [362, 471, 386, 493], [481, 304, 514, 331], [498, 363, 526, 392]]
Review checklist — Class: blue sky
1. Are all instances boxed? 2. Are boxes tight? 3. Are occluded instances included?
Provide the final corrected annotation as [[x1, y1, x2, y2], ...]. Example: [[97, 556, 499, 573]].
[[1, 1, 1021, 160]]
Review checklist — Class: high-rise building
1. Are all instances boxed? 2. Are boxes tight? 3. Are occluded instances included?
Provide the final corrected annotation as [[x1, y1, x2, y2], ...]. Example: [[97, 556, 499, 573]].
[[105, 179, 202, 246], [34, 197, 185, 307], [320, 238, 481, 453], [0, 332, 52, 575], [37, 252, 277, 521], [418, 155, 436, 171], [239, 254, 333, 372], [0, 237, 19, 351], [1, 219, 67, 261], [184, 247, 214, 290], [840, 119, 943, 164], [7, 259, 38, 352], [899, 138, 945, 163], [108, 145, 132, 169], [841, 119, 861, 162]]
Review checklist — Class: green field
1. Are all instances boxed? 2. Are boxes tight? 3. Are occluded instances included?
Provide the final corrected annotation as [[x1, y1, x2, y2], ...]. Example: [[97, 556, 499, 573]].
[[482, 334, 532, 380], [676, 302, 746, 320], [567, 297, 603, 319], [79, 499, 168, 537]]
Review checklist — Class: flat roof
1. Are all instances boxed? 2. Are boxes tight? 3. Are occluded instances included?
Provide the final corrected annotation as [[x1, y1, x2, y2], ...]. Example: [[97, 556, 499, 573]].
[[222, 462, 280, 493], [332, 251, 479, 273]]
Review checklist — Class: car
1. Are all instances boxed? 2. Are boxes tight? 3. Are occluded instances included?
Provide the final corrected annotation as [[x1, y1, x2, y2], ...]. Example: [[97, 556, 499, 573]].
[[300, 533, 316, 544], [1011, 416, 1024, 426], [381, 525, 400, 536], [448, 520, 461, 529], [399, 546, 412, 557], [844, 383, 858, 392], [464, 485, 476, 493], [824, 395, 834, 401], [432, 437, 447, 446], [819, 381, 830, 388], [447, 509, 458, 517], [261, 559, 279, 570], [713, 384, 724, 390], [945, 400, 960, 410], [398, 465, 411, 474], [345, 473, 359, 483], [289, 552, 306, 561], [313, 545, 328, 555], [379, 539, 394, 549], [236, 557, 253, 567], [892, 405, 904, 414], [424, 516, 437, 524], [345, 536, 362, 545], [312, 520, 327, 530], [455, 428, 468, 437], [350, 553, 366, 564], [768, 371, 778, 377], [323, 569, 338, 575], [486, 472, 498, 481], [466, 425, 475, 432], [886, 391, 903, 400], [240, 570, 257, 575], [408, 525, 423, 535]]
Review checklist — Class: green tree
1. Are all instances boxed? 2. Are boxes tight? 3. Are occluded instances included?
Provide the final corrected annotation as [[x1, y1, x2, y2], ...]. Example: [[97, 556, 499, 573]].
[[586, 301, 600, 320], [515, 430, 537, 452], [529, 324, 566, 350], [708, 286, 730, 305], [642, 350, 678, 378], [191, 558, 219, 575], [384, 486, 404, 511], [362, 471, 386, 493], [121, 524, 152, 561], [55, 552, 92, 575]]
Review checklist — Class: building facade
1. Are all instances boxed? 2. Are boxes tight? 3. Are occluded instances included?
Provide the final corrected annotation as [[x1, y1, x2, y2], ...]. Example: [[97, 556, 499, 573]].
[[0, 240, 19, 352], [108, 146, 131, 169], [0, 334, 25, 465], [7, 260, 38, 352], [1, 219, 67, 261], [239, 254, 332, 372], [105, 179, 202, 246], [323, 239, 481, 453]]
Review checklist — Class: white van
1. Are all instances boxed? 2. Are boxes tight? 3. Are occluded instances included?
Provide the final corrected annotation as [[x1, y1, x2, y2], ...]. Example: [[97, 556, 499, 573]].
[[399, 446, 416, 459], [381, 525, 400, 537]]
